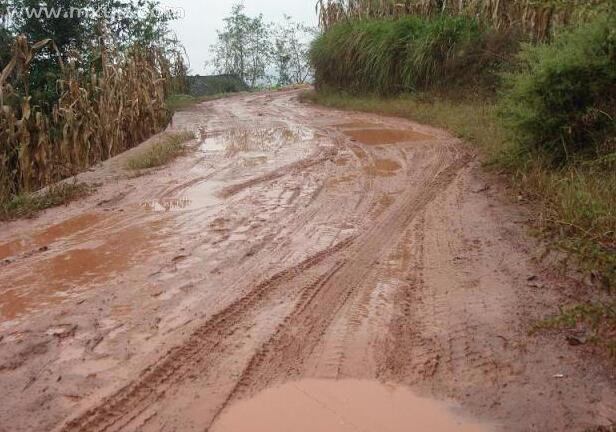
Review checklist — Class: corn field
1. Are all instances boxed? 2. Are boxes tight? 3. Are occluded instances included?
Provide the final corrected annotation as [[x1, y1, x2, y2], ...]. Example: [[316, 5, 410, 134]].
[[0, 37, 186, 202], [316, 0, 611, 40]]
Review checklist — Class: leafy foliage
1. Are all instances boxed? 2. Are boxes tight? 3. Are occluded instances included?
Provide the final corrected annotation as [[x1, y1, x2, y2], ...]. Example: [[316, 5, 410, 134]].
[[209, 3, 315, 88], [272, 15, 316, 86], [2, 0, 185, 110], [499, 15, 616, 163], [209, 3, 272, 88], [0, 1, 188, 202]]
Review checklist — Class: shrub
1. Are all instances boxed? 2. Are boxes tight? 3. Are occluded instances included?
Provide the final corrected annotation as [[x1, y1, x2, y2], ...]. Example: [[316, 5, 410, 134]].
[[499, 15, 616, 163]]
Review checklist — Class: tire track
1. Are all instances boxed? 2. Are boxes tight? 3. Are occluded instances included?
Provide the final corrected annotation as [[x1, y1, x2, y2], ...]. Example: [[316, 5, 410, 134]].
[[207, 146, 471, 426], [57, 238, 355, 432]]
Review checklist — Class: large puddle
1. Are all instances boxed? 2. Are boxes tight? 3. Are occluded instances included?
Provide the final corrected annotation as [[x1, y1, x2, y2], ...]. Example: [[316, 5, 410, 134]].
[[211, 380, 492, 432], [345, 129, 433, 145], [0, 213, 103, 261], [0, 219, 165, 322]]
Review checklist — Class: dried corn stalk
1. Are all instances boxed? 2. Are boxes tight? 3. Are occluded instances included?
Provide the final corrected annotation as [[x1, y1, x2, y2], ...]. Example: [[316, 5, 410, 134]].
[[0, 37, 183, 201]]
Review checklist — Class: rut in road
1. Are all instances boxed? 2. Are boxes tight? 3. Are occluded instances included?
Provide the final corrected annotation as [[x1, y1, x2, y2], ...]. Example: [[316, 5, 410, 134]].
[[60, 238, 354, 432]]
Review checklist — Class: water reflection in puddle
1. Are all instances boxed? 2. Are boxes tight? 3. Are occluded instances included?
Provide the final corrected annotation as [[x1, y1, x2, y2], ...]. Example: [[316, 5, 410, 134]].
[[200, 126, 313, 155], [334, 121, 380, 130], [211, 379, 492, 432]]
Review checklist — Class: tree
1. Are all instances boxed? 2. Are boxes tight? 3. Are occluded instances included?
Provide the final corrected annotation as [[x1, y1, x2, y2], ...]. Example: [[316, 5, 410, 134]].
[[210, 3, 272, 88], [209, 4, 316, 88], [272, 15, 315, 86], [2, 0, 184, 110]]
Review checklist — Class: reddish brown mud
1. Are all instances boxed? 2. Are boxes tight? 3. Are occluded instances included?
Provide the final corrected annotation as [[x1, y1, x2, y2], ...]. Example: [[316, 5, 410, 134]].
[[0, 90, 614, 432], [210, 379, 492, 432]]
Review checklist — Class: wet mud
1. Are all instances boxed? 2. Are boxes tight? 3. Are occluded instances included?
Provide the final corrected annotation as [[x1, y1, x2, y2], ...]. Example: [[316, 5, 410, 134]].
[[0, 90, 614, 432]]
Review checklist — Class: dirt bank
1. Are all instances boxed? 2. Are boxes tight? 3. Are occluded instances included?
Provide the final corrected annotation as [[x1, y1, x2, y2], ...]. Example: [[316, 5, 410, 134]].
[[0, 90, 614, 432]]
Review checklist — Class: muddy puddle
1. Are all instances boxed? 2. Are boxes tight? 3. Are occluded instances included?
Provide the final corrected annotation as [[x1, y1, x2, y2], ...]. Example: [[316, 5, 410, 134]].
[[0, 219, 166, 322], [345, 128, 433, 145], [0, 213, 104, 261], [201, 126, 313, 155], [211, 380, 492, 432], [143, 179, 226, 212]]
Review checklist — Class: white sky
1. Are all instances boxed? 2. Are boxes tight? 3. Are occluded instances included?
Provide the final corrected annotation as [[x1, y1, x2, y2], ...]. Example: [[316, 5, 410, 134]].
[[158, 0, 318, 74]]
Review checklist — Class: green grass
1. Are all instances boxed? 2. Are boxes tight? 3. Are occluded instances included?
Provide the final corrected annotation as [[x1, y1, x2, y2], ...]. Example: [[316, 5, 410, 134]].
[[301, 90, 507, 156], [532, 302, 616, 359], [0, 182, 95, 221], [125, 131, 195, 170], [310, 15, 516, 95], [499, 15, 616, 163]]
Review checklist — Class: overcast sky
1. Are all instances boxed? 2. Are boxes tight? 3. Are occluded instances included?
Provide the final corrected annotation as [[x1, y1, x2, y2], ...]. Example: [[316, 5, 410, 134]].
[[158, 0, 318, 74]]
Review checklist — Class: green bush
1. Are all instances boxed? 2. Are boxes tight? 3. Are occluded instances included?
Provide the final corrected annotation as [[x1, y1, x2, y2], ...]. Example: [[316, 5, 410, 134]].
[[499, 15, 616, 163], [310, 16, 508, 95]]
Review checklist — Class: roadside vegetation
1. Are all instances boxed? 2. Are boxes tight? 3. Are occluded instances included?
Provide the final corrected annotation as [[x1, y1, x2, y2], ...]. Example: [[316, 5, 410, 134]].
[[310, 0, 616, 358], [0, 182, 94, 221], [0, 1, 188, 214], [126, 131, 194, 170]]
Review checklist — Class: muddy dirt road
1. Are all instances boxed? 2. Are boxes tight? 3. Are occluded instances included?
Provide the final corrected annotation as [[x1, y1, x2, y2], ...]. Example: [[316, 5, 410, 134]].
[[0, 90, 614, 432]]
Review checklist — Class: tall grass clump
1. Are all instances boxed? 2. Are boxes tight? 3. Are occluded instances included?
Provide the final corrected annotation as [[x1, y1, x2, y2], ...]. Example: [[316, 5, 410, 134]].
[[311, 15, 507, 95], [0, 182, 94, 221], [126, 131, 194, 170]]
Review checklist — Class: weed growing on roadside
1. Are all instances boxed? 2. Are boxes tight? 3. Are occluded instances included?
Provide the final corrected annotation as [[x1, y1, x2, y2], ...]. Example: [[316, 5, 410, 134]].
[[0, 182, 95, 221], [126, 131, 194, 171]]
